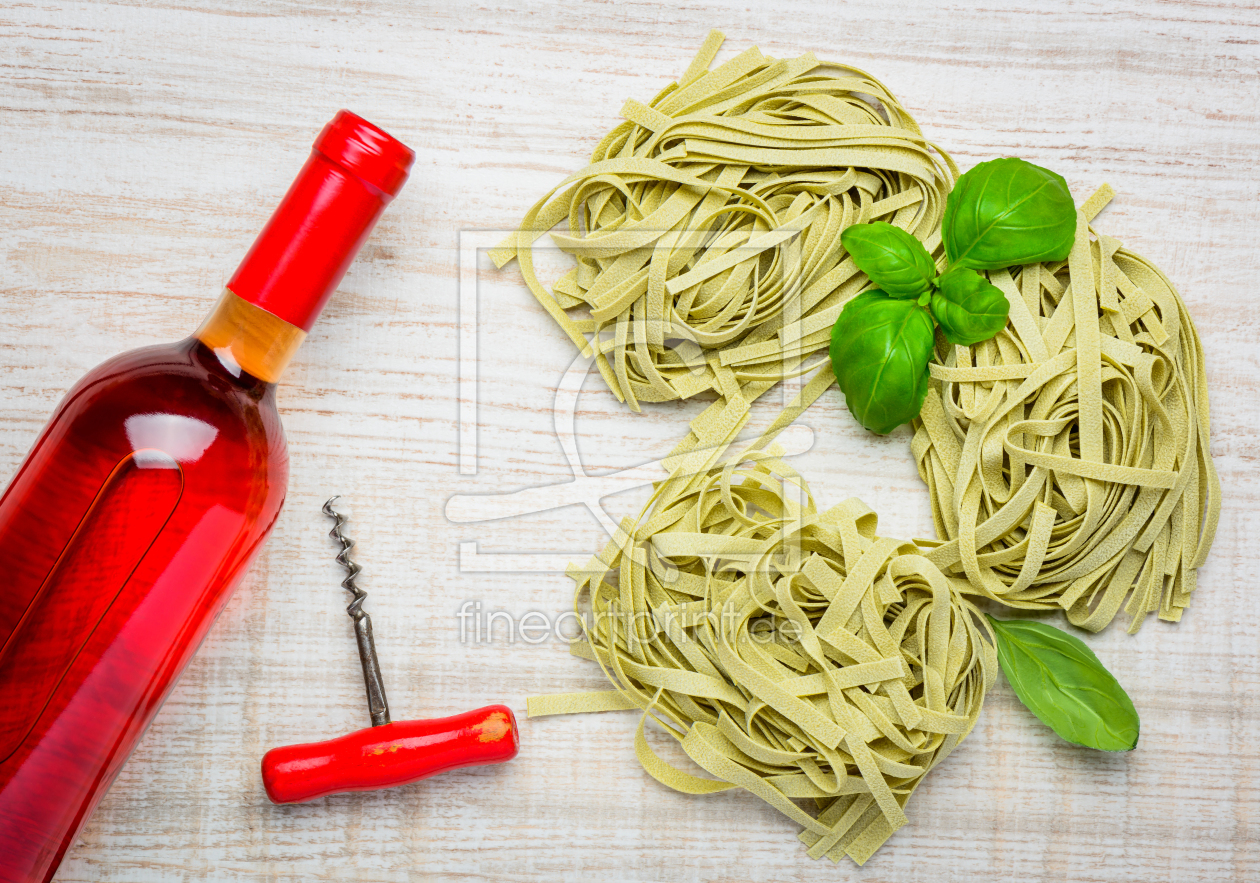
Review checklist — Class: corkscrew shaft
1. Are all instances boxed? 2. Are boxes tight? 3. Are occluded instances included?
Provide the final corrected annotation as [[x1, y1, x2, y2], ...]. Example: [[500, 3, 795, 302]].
[[323, 497, 391, 727]]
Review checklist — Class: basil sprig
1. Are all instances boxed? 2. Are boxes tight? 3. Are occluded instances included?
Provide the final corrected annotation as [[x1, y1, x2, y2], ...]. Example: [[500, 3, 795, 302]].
[[829, 157, 1077, 434], [988, 616, 1140, 751]]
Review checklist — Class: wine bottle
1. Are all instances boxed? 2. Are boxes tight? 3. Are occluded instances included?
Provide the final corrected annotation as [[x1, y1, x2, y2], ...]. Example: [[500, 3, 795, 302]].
[[0, 110, 414, 883]]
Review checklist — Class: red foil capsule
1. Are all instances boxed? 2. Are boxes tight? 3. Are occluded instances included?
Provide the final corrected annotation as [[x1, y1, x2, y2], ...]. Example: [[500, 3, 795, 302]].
[[261, 705, 520, 804]]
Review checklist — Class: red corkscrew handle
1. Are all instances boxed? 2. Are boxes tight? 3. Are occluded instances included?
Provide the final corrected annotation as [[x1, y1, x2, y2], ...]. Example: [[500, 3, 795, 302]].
[[261, 705, 519, 804]]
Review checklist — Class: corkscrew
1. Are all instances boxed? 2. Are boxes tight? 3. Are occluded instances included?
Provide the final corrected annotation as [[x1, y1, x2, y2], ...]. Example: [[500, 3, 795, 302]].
[[323, 497, 390, 727], [260, 498, 519, 805]]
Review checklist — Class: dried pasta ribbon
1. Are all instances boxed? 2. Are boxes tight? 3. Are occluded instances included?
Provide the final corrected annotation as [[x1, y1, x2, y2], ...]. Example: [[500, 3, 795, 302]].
[[532, 435, 996, 865], [491, 30, 955, 412], [912, 187, 1221, 632]]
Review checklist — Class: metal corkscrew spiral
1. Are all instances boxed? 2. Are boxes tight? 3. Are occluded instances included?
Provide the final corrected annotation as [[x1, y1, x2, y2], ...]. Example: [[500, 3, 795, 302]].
[[323, 496, 366, 616], [323, 496, 391, 727]]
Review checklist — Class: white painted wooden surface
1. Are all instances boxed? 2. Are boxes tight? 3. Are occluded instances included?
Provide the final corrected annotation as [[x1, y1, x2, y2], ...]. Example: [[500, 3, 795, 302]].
[[1, 2, 1258, 880]]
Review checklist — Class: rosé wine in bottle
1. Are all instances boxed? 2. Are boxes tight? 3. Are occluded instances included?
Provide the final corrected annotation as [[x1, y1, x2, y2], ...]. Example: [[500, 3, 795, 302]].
[[0, 110, 413, 882]]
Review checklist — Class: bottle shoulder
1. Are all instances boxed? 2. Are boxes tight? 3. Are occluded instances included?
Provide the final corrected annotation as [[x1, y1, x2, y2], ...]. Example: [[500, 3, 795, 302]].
[[43, 337, 287, 476], [76, 337, 269, 396], [64, 338, 275, 415]]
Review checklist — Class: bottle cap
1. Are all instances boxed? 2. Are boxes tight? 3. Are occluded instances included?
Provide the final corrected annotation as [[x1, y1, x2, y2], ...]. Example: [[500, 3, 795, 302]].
[[314, 111, 414, 199], [227, 111, 415, 332]]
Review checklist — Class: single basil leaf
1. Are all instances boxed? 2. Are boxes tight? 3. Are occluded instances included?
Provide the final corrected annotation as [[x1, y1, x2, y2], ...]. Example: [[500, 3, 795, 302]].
[[829, 291, 935, 434], [943, 157, 1076, 270], [931, 266, 1010, 346], [840, 221, 937, 299], [988, 616, 1140, 752]]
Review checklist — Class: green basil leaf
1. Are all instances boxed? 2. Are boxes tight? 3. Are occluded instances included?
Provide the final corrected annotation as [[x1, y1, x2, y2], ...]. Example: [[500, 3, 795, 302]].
[[943, 157, 1077, 270], [829, 291, 935, 434], [931, 266, 1010, 346], [988, 616, 1140, 751], [840, 221, 938, 299]]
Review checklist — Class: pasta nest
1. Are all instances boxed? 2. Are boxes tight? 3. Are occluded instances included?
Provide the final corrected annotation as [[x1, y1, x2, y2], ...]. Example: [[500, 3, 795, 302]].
[[491, 32, 955, 410], [555, 452, 995, 865], [913, 229, 1220, 633]]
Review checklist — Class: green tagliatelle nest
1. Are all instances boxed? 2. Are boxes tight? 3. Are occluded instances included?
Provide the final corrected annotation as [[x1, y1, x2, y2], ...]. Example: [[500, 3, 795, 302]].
[[530, 451, 995, 865], [913, 200, 1220, 633], [491, 30, 954, 410]]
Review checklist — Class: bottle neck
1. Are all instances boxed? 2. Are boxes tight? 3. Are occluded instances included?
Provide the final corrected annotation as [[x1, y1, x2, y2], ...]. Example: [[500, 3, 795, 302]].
[[192, 112, 412, 385], [194, 289, 306, 384], [227, 113, 413, 335]]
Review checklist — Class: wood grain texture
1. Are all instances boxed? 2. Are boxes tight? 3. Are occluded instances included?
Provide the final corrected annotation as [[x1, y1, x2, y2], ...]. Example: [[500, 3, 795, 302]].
[[1, 1, 1258, 880]]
